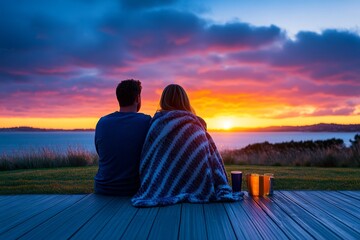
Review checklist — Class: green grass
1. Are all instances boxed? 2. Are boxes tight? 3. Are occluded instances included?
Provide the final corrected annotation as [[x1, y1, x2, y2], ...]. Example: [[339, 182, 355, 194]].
[[1, 165, 359, 194], [0, 167, 96, 194]]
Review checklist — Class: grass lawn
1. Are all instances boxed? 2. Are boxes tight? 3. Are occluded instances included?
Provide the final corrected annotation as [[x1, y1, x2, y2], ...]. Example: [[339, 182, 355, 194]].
[[0, 165, 359, 194]]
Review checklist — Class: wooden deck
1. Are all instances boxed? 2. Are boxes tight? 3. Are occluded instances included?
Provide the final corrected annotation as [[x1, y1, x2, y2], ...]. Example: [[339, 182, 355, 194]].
[[0, 191, 359, 239]]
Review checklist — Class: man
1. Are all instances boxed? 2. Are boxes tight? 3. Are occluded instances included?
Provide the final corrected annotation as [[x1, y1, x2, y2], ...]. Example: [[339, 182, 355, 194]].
[[94, 79, 151, 196]]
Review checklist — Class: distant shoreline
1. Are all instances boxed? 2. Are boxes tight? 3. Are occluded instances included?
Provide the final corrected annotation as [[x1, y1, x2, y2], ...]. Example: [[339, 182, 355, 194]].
[[210, 123, 360, 132], [0, 127, 94, 132], [1, 123, 360, 133]]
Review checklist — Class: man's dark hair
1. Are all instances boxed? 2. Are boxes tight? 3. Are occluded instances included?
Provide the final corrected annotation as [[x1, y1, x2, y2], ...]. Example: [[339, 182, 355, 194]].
[[116, 79, 142, 107]]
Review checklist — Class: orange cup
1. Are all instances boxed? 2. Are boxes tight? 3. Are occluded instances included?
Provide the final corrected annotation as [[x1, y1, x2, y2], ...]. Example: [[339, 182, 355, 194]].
[[246, 173, 260, 196], [264, 173, 274, 195]]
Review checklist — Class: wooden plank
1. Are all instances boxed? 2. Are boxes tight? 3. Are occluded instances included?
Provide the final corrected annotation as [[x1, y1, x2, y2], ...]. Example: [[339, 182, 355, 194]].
[[333, 191, 360, 208], [0, 195, 23, 206], [339, 191, 360, 201], [179, 203, 207, 240], [223, 201, 262, 239], [253, 195, 313, 239], [311, 191, 360, 219], [240, 195, 288, 239], [293, 191, 360, 237], [0, 195, 85, 239], [0, 195, 50, 217], [281, 191, 359, 239], [0, 195, 45, 216], [120, 207, 158, 240], [70, 197, 129, 239], [0, 195, 59, 222], [95, 199, 138, 240], [274, 191, 337, 239], [0, 195, 72, 234], [147, 204, 182, 240], [1, 192, 359, 240], [19, 194, 113, 240], [203, 203, 236, 240]]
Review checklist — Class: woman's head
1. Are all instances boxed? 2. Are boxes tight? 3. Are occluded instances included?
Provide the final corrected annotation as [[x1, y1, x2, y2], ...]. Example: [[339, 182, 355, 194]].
[[159, 84, 195, 114]]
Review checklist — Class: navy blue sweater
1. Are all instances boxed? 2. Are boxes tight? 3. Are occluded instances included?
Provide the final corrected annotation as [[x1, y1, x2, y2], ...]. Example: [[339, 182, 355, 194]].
[[94, 112, 151, 196]]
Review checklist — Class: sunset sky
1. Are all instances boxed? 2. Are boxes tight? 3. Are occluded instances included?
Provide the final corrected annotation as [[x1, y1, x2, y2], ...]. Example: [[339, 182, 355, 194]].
[[1, 0, 359, 130]]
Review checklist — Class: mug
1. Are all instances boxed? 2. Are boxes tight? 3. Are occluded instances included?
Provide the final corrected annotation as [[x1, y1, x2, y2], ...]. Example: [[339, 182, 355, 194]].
[[231, 171, 242, 192]]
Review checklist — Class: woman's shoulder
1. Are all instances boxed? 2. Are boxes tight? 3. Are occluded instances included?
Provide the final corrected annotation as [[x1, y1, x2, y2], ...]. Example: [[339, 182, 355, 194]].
[[196, 116, 207, 130], [152, 110, 207, 130]]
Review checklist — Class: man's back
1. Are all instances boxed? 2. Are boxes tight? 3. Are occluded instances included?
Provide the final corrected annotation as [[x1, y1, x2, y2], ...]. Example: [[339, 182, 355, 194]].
[[94, 111, 151, 196]]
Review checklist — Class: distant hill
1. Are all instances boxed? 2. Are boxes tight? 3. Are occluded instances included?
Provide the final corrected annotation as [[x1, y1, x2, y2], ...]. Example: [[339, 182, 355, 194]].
[[0, 126, 94, 132], [233, 123, 360, 132], [1, 123, 360, 132]]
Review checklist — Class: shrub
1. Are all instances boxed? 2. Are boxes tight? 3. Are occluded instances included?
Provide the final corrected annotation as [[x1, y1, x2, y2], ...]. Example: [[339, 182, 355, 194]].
[[220, 136, 359, 168], [0, 147, 98, 171]]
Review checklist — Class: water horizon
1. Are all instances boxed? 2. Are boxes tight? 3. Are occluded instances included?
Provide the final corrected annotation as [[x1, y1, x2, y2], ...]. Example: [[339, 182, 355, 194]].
[[0, 131, 358, 155]]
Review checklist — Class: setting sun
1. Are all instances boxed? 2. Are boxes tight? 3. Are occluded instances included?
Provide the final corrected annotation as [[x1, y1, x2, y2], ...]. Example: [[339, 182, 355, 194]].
[[222, 120, 233, 130], [205, 117, 239, 131]]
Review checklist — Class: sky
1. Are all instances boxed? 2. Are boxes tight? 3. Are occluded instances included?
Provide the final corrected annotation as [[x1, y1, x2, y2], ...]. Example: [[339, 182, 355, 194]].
[[0, 0, 360, 130]]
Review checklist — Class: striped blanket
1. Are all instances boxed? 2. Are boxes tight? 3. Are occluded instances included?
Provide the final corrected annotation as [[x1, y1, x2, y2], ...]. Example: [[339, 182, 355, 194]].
[[132, 110, 243, 207]]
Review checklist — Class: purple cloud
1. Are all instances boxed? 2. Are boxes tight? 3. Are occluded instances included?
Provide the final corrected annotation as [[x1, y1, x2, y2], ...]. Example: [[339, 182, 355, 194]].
[[0, 1, 359, 120]]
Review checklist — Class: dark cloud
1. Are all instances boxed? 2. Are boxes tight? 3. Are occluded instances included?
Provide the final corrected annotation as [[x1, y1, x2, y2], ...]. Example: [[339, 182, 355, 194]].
[[98, 9, 283, 60], [100, 9, 204, 58], [272, 30, 360, 83], [233, 29, 360, 84], [274, 30, 360, 65], [120, 0, 178, 10], [0, 12, 43, 51], [0, 3, 284, 73], [205, 23, 283, 50]]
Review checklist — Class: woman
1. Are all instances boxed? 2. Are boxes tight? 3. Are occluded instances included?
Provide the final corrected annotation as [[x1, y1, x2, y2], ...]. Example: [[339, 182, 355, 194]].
[[132, 84, 242, 207]]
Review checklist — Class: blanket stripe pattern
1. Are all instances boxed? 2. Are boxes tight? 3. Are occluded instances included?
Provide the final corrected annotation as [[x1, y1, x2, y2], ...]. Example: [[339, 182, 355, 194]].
[[132, 110, 243, 207]]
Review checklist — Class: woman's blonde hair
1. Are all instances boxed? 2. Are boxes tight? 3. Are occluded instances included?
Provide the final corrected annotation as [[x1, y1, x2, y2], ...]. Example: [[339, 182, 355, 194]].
[[159, 84, 195, 114]]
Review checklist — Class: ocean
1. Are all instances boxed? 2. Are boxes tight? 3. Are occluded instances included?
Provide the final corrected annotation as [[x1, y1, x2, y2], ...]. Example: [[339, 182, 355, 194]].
[[0, 131, 358, 155]]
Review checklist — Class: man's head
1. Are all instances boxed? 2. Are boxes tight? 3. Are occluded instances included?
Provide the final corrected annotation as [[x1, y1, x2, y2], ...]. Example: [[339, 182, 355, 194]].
[[116, 79, 142, 112]]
